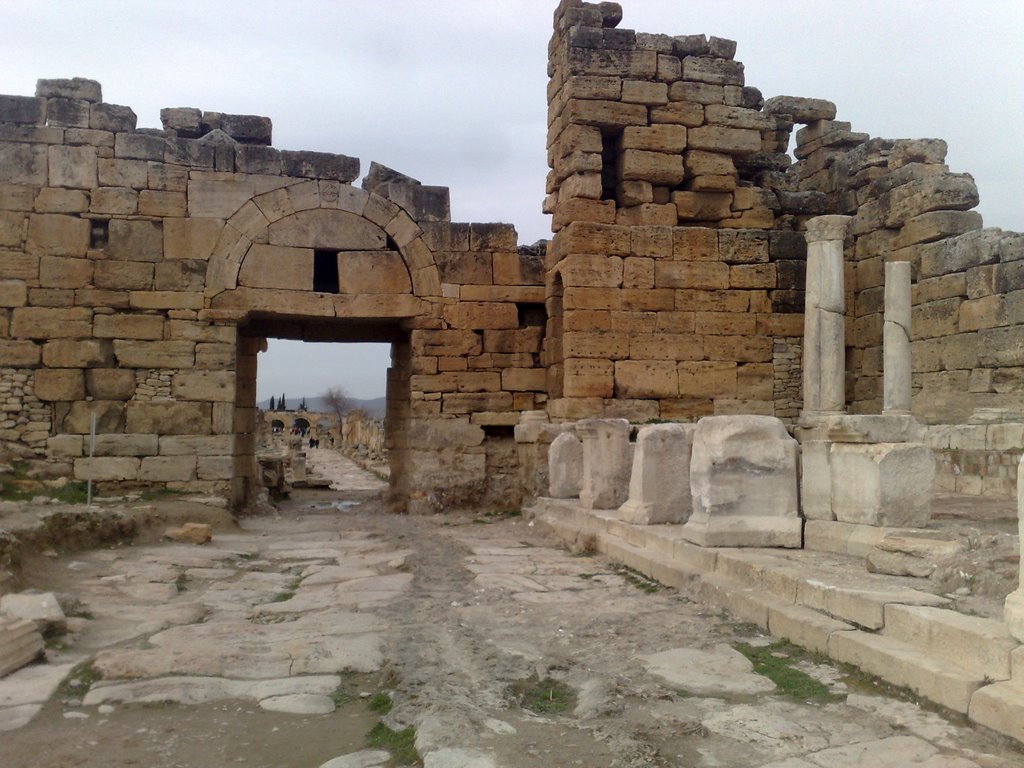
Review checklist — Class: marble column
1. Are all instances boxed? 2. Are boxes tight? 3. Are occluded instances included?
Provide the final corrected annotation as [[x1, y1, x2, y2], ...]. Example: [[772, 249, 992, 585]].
[[800, 215, 851, 425], [1004, 457, 1024, 641], [883, 260, 913, 415]]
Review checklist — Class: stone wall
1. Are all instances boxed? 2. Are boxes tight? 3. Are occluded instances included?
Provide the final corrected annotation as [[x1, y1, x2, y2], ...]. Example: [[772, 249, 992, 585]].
[[543, 1, 817, 422], [0, 77, 546, 512]]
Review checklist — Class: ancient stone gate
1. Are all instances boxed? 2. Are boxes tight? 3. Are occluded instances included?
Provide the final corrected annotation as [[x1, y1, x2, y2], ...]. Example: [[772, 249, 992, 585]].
[[0, 0, 1021, 510]]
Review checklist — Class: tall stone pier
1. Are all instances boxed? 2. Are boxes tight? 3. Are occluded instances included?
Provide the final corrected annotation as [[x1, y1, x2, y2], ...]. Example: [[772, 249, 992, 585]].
[[800, 216, 851, 425]]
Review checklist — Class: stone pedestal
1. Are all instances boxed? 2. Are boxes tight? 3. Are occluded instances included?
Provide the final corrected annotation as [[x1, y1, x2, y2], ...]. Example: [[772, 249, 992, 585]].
[[0, 616, 43, 677], [577, 418, 632, 510], [830, 442, 935, 527], [618, 423, 693, 525], [800, 215, 851, 427], [548, 431, 584, 499], [681, 416, 802, 547], [1003, 457, 1024, 641], [884, 260, 913, 415]]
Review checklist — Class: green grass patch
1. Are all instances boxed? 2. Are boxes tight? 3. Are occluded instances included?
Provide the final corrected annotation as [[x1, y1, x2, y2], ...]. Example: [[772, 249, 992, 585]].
[[509, 675, 575, 715], [139, 487, 187, 501], [368, 692, 392, 714], [175, 572, 188, 593], [270, 577, 301, 603], [734, 641, 843, 702], [616, 565, 663, 594], [58, 662, 103, 697], [367, 722, 418, 765]]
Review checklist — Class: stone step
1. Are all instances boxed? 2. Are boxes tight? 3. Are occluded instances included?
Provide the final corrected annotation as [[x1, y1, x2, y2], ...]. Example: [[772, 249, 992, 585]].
[[969, 680, 1024, 744], [0, 616, 44, 677], [882, 604, 1019, 681], [829, 629, 983, 713]]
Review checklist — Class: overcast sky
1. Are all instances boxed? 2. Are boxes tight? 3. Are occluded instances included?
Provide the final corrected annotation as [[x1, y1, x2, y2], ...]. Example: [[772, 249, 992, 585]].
[[5, 1, 1022, 401]]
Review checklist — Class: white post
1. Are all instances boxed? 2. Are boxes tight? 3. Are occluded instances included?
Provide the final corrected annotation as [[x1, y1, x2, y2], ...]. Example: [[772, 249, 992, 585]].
[[1004, 457, 1024, 641], [883, 260, 913, 415], [86, 411, 96, 506]]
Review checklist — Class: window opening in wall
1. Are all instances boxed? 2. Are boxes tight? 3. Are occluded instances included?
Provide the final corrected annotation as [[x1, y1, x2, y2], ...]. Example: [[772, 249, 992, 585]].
[[90, 219, 109, 249], [313, 249, 340, 293], [517, 302, 546, 329], [600, 128, 623, 201]]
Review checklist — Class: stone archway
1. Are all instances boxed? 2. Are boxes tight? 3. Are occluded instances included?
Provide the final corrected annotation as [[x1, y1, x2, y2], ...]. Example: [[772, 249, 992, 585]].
[[201, 180, 444, 511]]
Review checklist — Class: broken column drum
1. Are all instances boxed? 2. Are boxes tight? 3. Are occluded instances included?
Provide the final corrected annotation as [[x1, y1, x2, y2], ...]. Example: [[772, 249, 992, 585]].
[[801, 216, 852, 423]]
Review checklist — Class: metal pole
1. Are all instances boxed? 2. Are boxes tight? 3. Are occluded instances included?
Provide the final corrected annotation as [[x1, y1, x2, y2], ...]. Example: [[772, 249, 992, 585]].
[[87, 412, 96, 506]]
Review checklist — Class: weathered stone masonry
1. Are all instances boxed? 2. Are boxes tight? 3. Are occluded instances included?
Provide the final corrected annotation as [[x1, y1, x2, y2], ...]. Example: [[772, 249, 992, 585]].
[[0, 1, 1022, 508], [0, 77, 546, 513]]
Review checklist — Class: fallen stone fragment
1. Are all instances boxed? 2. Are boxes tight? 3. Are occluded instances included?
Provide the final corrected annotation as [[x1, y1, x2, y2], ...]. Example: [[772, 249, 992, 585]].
[[0, 592, 67, 635], [423, 748, 497, 768], [0, 617, 44, 677], [163, 522, 213, 544], [258, 692, 334, 714]]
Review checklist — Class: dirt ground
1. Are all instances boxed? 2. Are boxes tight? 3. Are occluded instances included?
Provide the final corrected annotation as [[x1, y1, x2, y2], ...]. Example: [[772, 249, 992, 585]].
[[2, 452, 1023, 768]]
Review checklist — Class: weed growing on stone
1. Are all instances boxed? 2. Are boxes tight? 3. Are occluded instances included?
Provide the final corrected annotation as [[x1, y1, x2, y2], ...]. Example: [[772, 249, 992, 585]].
[[367, 722, 418, 765], [368, 692, 392, 714], [616, 565, 663, 594], [59, 661, 102, 697], [509, 675, 575, 715], [174, 572, 188, 592], [270, 577, 301, 602], [571, 533, 599, 556], [0, 464, 89, 504], [734, 641, 843, 702]]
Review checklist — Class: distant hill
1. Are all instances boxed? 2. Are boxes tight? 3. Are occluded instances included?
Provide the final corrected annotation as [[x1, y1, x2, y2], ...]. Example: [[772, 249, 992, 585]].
[[257, 395, 386, 420]]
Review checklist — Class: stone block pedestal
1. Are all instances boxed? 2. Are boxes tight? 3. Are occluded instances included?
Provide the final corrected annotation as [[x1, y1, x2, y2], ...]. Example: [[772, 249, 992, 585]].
[[830, 442, 935, 527], [577, 418, 632, 510], [618, 423, 693, 525], [1003, 458, 1024, 642], [681, 415, 802, 548]]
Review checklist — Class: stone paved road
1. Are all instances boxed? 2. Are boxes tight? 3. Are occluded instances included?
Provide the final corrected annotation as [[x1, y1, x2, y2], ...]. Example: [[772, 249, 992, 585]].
[[1, 452, 1021, 767]]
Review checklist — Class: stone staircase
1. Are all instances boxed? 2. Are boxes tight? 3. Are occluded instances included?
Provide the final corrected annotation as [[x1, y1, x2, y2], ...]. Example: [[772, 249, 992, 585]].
[[529, 498, 1024, 744]]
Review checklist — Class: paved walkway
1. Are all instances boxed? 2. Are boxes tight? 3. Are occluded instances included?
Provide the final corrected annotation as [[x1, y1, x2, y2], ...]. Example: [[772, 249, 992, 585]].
[[0, 453, 1020, 767]]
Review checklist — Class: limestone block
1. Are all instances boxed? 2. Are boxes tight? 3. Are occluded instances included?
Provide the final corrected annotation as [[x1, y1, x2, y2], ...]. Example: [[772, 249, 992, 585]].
[[10, 307, 91, 339], [830, 443, 935, 527], [619, 149, 684, 186], [621, 125, 686, 153], [163, 218, 224, 260], [1002, 458, 1024, 641], [85, 368, 135, 399], [577, 419, 632, 510], [107, 219, 163, 262], [687, 126, 760, 155], [761, 96, 836, 122], [126, 402, 211, 435], [93, 434, 159, 456], [197, 455, 234, 480], [73, 457, 140, 481], [337, 251, 412, 294], [0, 592, 66, 635], [0, 143, 47, 186], [673, 191, 732, 221], [25, 214, 90, 256], [885, 174, 980, 228], [614, 360, 678, 398], [171, 370, 235, 402], [34, 368, 84, 401], [40, 339, 111, 369], [799, 439, 834, 521], [548, 432, 583, 499], [93, 313, 165, 340], [268, 209, 385, 250], [0, 279, 27, 307], [0, 616, 43, 677], [649, 101, 705, 127], [90, 102, 136, 131], [563, 358, 614, 398], [619, 423, 693, 524], [114, 339, 195, 368], [681, 415, 802, 547], [140, 456, 197, 482], [681, 56, 744, 85]]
